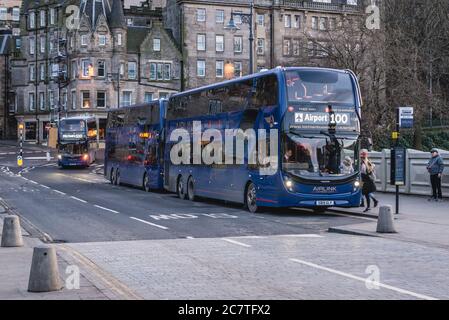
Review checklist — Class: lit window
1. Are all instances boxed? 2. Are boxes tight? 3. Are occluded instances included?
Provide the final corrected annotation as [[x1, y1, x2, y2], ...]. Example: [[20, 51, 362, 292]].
[[82, 60, 91, 77], [82, 91, 90, 108]]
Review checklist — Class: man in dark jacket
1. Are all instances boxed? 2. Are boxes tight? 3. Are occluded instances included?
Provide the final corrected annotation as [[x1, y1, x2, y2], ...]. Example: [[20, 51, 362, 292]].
[[427, 148, 444, 201]]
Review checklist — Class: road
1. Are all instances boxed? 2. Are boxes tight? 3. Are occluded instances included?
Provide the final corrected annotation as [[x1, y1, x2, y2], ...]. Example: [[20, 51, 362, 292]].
[[3, 143, 448, 300]]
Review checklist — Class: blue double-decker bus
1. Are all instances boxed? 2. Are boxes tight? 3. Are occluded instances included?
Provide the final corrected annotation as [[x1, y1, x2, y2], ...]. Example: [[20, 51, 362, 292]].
[[57, 116, 99, 168], [165, 67, 362, 212], [105, 101, 166, 191]]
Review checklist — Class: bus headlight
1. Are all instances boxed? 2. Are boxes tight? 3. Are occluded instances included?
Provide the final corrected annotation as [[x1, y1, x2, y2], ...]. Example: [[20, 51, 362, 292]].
[[57, 154, 62, 160], [83, 154, 89, 161], [285, 179, 294, 190], [354, 181, 361, 188]]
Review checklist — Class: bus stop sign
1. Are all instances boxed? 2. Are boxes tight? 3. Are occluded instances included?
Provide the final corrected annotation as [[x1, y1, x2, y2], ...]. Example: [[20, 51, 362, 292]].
[[390, 147, 406, 186], [399, 107, 414, 129]]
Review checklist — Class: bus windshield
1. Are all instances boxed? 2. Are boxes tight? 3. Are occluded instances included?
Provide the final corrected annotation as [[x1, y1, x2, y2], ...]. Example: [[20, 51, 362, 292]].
[[60, 120, 86, 132], [285, 70, 355, 105], [282, 133, 359, 179]]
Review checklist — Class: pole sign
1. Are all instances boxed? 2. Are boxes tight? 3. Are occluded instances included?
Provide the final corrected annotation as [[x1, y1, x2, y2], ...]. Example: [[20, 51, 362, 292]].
[[399, 107, 414, 129], [17, 123, 24, 167], [390, 147, 406, 186]]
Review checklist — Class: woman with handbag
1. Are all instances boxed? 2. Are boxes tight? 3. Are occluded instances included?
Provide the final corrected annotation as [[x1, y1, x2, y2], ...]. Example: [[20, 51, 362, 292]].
[[360, 150, 379, 212]]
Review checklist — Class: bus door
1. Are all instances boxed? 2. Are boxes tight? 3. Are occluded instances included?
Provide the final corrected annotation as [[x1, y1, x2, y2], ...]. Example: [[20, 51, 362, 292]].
[[145, 132, 160, 188], [125, 127, 146, 186]]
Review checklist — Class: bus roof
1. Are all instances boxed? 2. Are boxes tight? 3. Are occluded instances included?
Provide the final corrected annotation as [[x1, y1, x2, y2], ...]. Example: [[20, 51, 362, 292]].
[[60, 116, 96, 122], [107, 100, 166, 114], [170, 67, 353, 99]]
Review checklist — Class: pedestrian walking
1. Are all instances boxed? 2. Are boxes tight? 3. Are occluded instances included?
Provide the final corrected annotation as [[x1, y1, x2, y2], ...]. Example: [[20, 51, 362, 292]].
[[427, 148, 444, 201], [360, 150, 378, 212]]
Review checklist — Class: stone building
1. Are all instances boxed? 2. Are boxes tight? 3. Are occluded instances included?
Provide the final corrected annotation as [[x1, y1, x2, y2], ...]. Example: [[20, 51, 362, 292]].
[[10, 0, 181, 142], [0, 0, 20, 139], [165, 0, 362, 89]]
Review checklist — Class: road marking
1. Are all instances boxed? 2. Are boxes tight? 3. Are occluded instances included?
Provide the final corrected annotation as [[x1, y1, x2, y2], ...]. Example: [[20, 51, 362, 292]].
[[94, 205, 119, 214], [28, 180, 38, 185], [289, 258, 439, 300], [40, 185, 50, 189], [222, 238, 252, 248], [277, 234, 324, 238], [53, 190, 66, 196], [186, 236, 195, 239], [130, 217, 169, 230], [24, 156, 54, 160], [70, 196, 87, 203]]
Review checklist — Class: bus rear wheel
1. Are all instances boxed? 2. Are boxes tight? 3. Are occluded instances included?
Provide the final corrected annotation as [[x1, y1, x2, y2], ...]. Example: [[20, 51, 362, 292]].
[[115, 169, 121, 186], [143, 173, 151, 192], [177, 176, 186, 199], [245, 182, 259, 213], [187, 177, 196, 201], [110, 169, 115, 184]]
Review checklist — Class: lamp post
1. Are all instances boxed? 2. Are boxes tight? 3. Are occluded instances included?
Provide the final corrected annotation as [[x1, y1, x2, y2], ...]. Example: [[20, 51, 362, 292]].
[[107, 69, 121, 108], [225, 0, 254, 75]]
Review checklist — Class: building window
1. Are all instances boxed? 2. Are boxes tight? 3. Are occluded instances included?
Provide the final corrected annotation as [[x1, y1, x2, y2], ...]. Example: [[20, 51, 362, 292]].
[[293, 39, 300, 56], [98, 61, 105, 77], [308, 41, 314, 57], [257, 14, 264, 26], [99, 35, 106, 46], [81, 34, 88, 46], [294, 15, 301, 29], [127, 18, 133, 26], [29, 38, 35, 54], [40, 10, 46, 27], [347, 0, 358, 5], [150, 63, 157, 80], [128, 62, 137, 79], [39, 63, 45, 81], [153, 38, 161, 51], [144, 92, 154, 103], [216, 60, 224, 78], [216, 10, 224, 23], [40, 36, 45, 53], [283, 38, 291, 56], [97, 91, 106, 108], [71, 91, 76, 110], [197, 34, 206, 51], [197, 8, 206, 22], [39, 92, 45, 111], [284, 14, 291, 28], [234, 61, 242, 77], [317, 41, 328, 57], [319, 17, 328, 30], [82, 91, 90, 108], [29, 65, 35, 81], [29, 93, 35, 111], [197, 60, 206, 77], [312, 16, 318, 30], [216, 35, 224, 52], [122, 91, 132, 107], [234, 36, 243, 53], [0, 8, 6, 20], [159, 92, 169, 99], [29, 12, 35, 28], [71, 61, 77, 79], [62, 91, 67, 110], [117, 33, 122, 46], [256, 38, 264, 55], [163, 64, 171, 80], [82, 60, 91, 77], [12, 8, 20, 21], [50, 8, 55, 25], [49, 91, 55, 110]]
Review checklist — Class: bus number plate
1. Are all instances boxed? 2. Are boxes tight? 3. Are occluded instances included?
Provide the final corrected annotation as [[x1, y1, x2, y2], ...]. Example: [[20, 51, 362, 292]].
[[316, 200, 334, 206]]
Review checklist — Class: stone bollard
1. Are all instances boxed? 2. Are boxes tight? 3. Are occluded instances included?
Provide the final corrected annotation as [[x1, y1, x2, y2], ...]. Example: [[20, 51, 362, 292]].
[[46, 152, 51, 162], [28, 245, 63, 292], [1, 215, 24, 247], [376, 205, 397, 233]]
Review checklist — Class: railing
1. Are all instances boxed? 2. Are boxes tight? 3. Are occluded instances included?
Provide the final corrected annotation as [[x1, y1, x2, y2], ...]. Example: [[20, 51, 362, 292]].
[[281, 0, 361, 13], [368, 148, 449, 197]]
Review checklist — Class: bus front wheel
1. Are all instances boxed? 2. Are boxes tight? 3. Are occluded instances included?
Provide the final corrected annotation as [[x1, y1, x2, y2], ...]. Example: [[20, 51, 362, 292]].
[[245, 182, 259, 213], [177, 176, 187, 199], [187, 177, 196, 201]]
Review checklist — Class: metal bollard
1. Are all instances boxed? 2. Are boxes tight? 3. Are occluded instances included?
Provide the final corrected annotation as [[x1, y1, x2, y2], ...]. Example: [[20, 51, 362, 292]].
[[28, 245, 63, 292], [376, 205, 397, 233], [1, 215, 24, 247]]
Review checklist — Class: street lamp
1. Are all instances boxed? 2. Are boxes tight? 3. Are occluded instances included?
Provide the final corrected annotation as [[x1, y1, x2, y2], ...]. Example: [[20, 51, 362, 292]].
[[107, 69, 122, 108], [225, 0, 254, 74]]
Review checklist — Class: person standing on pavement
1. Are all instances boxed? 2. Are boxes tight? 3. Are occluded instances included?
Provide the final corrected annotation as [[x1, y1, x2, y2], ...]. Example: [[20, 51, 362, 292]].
[[360, 150, 378, 212], [427, 148, 444, 201]]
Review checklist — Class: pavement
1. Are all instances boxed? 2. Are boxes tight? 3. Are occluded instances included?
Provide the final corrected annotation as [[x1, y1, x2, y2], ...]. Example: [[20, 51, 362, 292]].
[[329, 193, 449, 250]]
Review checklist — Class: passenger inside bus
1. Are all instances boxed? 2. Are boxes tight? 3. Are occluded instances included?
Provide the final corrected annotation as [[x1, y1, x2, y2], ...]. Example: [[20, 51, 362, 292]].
[[286, 75, 309, 101]]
